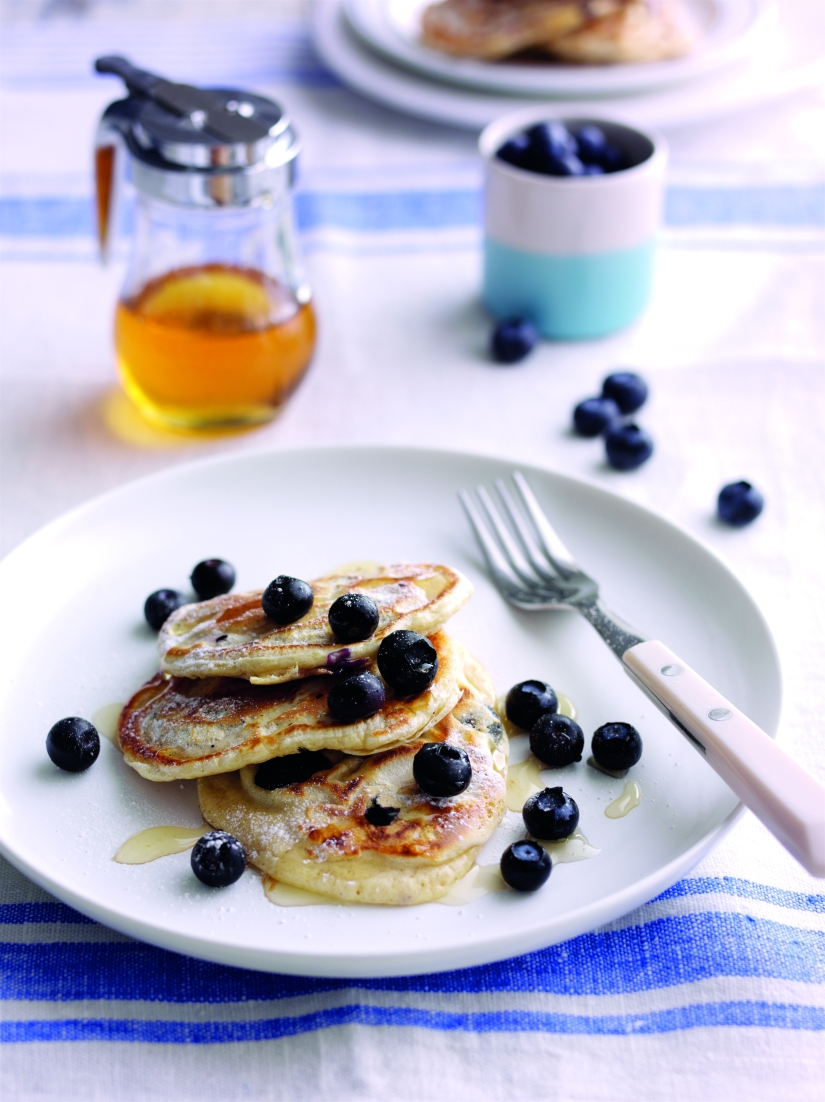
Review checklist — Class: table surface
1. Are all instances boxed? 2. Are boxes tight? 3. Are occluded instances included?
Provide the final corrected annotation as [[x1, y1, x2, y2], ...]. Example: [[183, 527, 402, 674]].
[[1, 2, 823, 1099]]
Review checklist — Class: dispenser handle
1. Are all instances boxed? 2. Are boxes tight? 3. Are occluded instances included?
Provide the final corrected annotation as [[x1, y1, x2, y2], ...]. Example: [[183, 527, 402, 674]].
[[94, 98, 139, 263], [94, 55, 159, 98]]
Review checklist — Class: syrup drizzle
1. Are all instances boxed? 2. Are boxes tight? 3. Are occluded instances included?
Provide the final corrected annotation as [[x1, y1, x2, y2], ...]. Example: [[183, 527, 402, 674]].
[[505, 755, 544, 812], [92, 702, 125, 743], [262, 874, 338, 907], [114, 825, 206, 864], [587, 755, 628, 779], [556, 693, 577, 721], [502, 691, 580, 812], [604, 780, 642, 819], [538, 828, 600, 864], [436, 863, 508, 905], [437, 828, 600, 906]]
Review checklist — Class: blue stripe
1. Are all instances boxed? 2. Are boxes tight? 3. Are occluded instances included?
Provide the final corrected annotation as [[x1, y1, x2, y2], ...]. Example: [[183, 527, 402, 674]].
[[0, 198, 94, 237], [296, 190, 481, 232], [1, 186, 823, 241], [2, 915, 823, 1002], [656, 877, 825, 914], [665, 185, 825, 227], [0, 903, 96, 927], [2, 1002, 823, 1044]]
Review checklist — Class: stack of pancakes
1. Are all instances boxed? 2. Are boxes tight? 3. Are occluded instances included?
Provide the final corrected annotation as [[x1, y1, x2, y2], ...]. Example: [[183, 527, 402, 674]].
[[117, 563, 508, 905], [421, 0, 699, 64]]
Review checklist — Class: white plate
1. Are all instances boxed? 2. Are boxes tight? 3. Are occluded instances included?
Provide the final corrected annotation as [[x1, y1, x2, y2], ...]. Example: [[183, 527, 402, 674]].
[[315, 0, 825, 130], [346, 0, 770, 97], [0, 446, 781, 978]]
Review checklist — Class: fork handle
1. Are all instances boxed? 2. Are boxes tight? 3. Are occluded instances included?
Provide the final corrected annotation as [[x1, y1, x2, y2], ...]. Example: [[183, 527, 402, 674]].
[[622, 640, 825, 878]]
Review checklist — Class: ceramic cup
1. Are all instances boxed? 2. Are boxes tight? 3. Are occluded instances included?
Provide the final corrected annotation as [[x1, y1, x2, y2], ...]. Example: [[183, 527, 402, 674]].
[[480, 111, 667, 340]]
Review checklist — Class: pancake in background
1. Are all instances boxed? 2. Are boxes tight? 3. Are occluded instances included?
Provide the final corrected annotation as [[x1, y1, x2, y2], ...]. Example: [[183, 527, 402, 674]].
[[159, 562, 471, 684], [545, 0, 698, 62], [420, 0, 697, 65], [421, 0, 592, 59], [119, 631, 463, 781], [197, 674, 507, 905]]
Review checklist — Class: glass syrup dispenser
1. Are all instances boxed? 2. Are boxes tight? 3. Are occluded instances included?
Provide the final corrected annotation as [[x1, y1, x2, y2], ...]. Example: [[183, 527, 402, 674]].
[[95, 55, 315, 430]]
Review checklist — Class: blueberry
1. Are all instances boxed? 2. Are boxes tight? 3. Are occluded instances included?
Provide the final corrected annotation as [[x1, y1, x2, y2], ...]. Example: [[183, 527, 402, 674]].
[[543, 152, 586, 177], [413, 742, 472, 798], [523, 786, 579, 841], [574, 124, 609, 161], [605, 423, 653, 471], [190, 831, 246, 887], [46, 717, 100, 772], [190, 558, 235, 600], [582, 163, 605, 176], [575, 126, 624, 171], [325, 651, 369, 675], [592, 722, 642, 771], [573, 396, 621, 437], [328, 671, 386, 723], [500, 839, 552, 891], [505, 679, 558, 731], [530, 714, 584, 768], [377, 630, 439, 696], [144, 588, 186, 631], [329, 592, 379, 643], [497, 133, 531, 169], [255, 749, 331, 790], [365, 799, 400, 826], [491, 317, 538, 364], [262, 575, 314, 624], [717, 481, 764, 527], [602, 371, 648, 414], [526, 121, 576, 166], [597, 142, 624, 172]]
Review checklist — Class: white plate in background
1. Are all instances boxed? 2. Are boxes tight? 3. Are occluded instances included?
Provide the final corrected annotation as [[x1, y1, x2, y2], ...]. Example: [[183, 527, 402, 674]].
[[0, 446, 781, 978], [346, 0, 772, 97], [315, 0, 825, 130]]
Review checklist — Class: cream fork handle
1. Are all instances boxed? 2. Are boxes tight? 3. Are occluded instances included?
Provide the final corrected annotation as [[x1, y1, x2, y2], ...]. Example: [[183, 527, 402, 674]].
[[623, 640, 825, 878]]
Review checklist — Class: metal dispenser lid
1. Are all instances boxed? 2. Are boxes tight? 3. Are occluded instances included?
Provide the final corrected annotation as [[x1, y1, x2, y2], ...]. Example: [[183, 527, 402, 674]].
[[96, 56, 300, 207], [132, 90, 290, 169]]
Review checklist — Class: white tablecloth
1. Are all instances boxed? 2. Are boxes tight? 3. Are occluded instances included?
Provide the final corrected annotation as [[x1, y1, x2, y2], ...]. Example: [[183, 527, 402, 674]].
[[1, 4, 823, 1100]]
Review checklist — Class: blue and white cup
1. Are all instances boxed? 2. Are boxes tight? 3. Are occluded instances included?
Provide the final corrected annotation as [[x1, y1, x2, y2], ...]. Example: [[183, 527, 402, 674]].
[[480, 112, 667, 340]]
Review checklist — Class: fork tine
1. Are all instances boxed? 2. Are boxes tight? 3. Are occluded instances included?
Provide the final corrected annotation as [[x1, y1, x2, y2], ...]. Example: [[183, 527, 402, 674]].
[[512, 471, 579, 576], [476, 486, 540, 589], [493, 478, 558, 586], [458, 490, 527, 600]]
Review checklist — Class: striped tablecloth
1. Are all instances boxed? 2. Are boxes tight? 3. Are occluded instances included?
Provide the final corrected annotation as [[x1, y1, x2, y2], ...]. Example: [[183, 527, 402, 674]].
[[1, 6, 824, 1099]]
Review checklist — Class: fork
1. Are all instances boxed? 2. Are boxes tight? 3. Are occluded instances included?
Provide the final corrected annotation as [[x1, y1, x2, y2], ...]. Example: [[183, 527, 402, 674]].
[[460, 472, 825, 878]]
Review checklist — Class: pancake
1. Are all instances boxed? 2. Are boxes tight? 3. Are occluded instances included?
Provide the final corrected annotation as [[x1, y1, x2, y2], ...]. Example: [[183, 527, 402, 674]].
[[159, 562, 471, 685], [119, 631, 463, 782], [546, 1, 698, 62], [458, 645, 496, 707], [421, 0, 590, 59], [197, 669, 508, 905]]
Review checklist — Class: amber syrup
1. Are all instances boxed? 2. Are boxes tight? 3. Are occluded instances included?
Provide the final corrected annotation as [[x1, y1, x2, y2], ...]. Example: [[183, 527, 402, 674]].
[[115, 264, 316, 430]]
